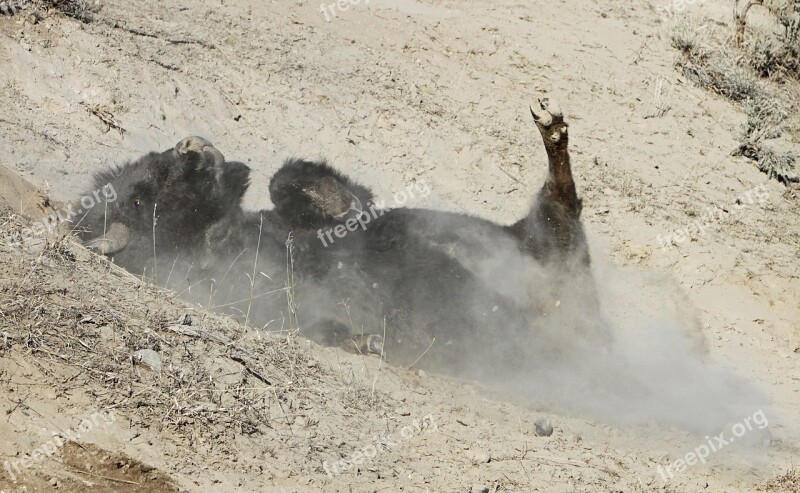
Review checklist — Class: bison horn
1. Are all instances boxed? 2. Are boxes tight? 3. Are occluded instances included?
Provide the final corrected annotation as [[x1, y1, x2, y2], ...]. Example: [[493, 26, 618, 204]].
[[302, 175, 365, 222], [332, 193, 363, 222], [83, 222, 131, 255]]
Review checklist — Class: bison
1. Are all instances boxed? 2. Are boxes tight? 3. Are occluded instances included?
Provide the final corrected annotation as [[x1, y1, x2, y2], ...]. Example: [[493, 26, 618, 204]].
[[77, 98, 607, 378]]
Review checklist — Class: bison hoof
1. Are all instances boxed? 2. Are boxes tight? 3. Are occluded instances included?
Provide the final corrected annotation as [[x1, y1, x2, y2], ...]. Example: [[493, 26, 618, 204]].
[[365, 334, 384, 354], [530, 97, 568, 145], [174, 136, 226, 173], [175, 136, 214, 155]]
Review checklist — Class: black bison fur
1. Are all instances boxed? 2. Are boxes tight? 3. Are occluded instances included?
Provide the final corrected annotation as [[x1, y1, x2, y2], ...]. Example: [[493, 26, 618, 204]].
[[78, 100, 606, 378]]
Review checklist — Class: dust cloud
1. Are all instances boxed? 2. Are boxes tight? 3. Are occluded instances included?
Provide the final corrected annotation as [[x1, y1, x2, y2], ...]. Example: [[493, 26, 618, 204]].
[[456, 232, 769, 436], [159, 199, 768, 438]]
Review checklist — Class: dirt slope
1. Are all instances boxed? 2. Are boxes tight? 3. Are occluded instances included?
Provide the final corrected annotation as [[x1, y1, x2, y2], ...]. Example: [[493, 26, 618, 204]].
[[0, 0, 798, 491]]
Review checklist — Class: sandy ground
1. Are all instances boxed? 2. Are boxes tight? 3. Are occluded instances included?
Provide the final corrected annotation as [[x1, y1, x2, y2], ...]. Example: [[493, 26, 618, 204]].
[[0, 0, 799, 491]]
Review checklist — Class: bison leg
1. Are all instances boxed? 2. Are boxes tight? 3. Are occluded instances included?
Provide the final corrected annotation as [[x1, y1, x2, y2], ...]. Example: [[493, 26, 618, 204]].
[[174, 136, 227, 182], [530, 98, 581, 218], [509, 98, 588, 265]]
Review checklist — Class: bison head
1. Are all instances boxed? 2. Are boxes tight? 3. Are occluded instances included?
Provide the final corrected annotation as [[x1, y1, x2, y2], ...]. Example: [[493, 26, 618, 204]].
[[76, 136, 251, 275]]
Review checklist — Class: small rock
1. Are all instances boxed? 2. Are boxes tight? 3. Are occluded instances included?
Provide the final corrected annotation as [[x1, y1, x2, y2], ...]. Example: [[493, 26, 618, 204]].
[[534, 417, 554, 437], [49, 477, 58, 487], [133, 349, 162, 372], [471, 485, 489, 493]]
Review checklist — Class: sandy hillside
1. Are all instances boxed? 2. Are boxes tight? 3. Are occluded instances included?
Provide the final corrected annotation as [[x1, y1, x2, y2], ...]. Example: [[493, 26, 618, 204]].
[[0, 0, 799, 491]]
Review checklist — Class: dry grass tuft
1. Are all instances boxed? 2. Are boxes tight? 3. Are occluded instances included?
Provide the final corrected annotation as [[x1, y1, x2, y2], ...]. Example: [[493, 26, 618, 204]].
[[0, 209, 389, 463], [669, 15, 799, 184], [48, 0, 99, 20], [740, 96, 788, 141], [671, 18, 762, 102], [742, 0, 800, 77], [2, 0, 101, 21], [759, 147, 798, 183], [757, 468, 800, 492]]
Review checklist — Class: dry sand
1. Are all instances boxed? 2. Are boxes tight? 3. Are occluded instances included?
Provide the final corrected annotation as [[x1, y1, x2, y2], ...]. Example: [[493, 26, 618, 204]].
[[0, 0, 798, 491]]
